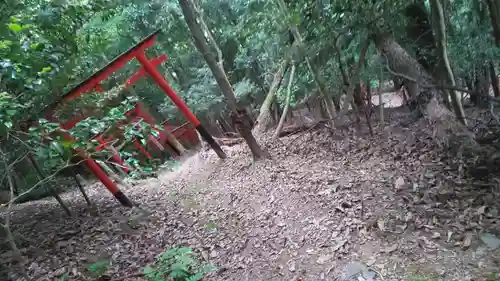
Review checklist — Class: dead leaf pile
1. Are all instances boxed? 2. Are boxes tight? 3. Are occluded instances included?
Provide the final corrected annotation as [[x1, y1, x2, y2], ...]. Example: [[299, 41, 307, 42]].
[[1, 106, 499, 281]]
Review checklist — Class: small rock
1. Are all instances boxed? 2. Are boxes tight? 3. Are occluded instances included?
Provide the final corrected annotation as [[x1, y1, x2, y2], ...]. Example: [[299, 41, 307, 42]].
[[316, 254, 333, 265], [340, 262, 376, 281], [210, 250, 218, 258], [477, 206, 487, 215], [377, 219, 386, 232], [480, 233, 500, 249], [394, 176, 405, 190], [333, 239, 347, 252]]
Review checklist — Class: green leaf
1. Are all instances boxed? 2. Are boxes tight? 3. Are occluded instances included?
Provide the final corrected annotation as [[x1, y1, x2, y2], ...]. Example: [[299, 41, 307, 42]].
[[0, 40, 12, 49], [5, 109, 17, 116], [186, 272, 204, 281], [0, 123, 8, 138], [143, 266, 155, 276], [290, 13, 301, 25], [40, 66, 52, 74], [7, 23, 23, 32], [61, 140, 74, 148], [30, 43, 46, 51]]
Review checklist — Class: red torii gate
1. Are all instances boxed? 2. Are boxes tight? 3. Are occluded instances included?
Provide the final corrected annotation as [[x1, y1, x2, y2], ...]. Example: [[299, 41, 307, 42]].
[[36, 29, 226, 207]]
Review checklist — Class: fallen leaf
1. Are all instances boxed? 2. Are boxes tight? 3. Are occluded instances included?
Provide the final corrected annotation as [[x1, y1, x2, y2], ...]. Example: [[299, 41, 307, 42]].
[[377, 219, 386, 232], [333, 239, 347, 252], [394, 176, 405, 190], [477, 206, 487, 215], [447, 231, 453, 243], [316, 254, 333, 265], [288, 261, 296, 272], [462, 233, 472, 249], [382, 243, 398, 253]]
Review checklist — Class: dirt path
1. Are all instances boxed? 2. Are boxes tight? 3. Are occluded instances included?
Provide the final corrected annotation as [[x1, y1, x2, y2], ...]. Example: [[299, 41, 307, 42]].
[[2, 117, 500, 281]]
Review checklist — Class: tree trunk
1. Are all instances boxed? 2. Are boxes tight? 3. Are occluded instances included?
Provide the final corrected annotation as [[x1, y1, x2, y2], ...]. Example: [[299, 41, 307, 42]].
[[340, 39, 370, 115], [274, 64, 296, 139], [220, 113, 234, 132], [28, 154, 71, 216], [372, 32, 479, 154], [489, 61, 500, 97], [72, 170, 92, 206], [363, 82, 374, 135], [334, 38, 350, 88], [486, 0, 500, 45], [276, 0, 338, 124], [405, 0, 438, 74], [472, 63, 491, 107], [272, 101, 281, 123], [352, 83, 363, 125], [253, 60, 289, 134], [379, 71, 385, 127], [178, 0, 269, 160], [430, 0, 467, 125]]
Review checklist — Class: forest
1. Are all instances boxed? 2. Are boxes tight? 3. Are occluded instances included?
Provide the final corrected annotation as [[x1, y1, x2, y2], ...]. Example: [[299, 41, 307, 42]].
[[1, 0, 500, 280]]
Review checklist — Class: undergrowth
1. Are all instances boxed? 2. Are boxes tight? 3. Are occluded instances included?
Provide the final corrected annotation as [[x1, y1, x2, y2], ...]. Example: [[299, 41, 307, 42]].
[[87, 247, 216, 281]]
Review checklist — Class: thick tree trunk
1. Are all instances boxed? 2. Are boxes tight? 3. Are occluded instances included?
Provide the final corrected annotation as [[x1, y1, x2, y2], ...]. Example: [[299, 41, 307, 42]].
[[489, 61, 500, 97], [274, 64, 296, 139], [486, 0, 500, 45], [430, 0, 467, 125], [179, 0, 268, 159], [253, 59, 289, 134], [405, 0, 438, 74], [472, 63, 491, 107], [372, 33, 479, 154]]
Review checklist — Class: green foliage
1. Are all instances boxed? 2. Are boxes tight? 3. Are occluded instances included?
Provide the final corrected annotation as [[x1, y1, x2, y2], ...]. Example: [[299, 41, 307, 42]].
[[487, 272, 499, 281], [143, 247, 216, 281], [87, 259, 111, 278], [0, 0, 498, 201]]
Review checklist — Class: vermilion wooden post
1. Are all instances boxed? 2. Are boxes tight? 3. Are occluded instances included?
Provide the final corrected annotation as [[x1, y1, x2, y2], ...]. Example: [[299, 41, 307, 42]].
[[94, 135, 130, 173], [31, 30, 221, 208], [85, 158, 133, 207], [60, 132, 134, 207], [135, 51, 226, 159], [134, 139, 152, 159]]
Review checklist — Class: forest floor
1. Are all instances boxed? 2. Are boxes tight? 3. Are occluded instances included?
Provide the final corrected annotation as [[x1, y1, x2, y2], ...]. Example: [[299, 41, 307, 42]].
[[2, 106, 500, 281]]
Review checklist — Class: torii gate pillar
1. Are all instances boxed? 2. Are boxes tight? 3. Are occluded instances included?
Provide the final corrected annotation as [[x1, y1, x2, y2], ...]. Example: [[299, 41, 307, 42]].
[[135, 52, 226, 159]]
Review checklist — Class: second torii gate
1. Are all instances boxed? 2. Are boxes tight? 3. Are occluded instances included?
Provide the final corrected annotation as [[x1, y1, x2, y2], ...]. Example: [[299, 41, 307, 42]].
[[37, 29, 226, 207]]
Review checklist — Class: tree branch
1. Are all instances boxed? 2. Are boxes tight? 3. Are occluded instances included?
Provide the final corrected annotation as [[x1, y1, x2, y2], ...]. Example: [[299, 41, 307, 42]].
[[382, 53, 474, 94]]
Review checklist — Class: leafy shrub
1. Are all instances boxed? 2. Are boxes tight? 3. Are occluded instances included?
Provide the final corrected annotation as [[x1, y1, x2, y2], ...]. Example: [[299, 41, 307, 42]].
[[143, 247, 216, 281], [87, 259, 111, 278]]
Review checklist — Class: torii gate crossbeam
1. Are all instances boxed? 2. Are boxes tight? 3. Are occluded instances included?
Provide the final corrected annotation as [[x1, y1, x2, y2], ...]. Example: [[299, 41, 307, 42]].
[[36, 29, 226, 207]]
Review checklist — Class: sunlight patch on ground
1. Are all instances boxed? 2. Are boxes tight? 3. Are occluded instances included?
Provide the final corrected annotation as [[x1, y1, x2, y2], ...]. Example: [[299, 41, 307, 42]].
[[371, 92, 403, 108]]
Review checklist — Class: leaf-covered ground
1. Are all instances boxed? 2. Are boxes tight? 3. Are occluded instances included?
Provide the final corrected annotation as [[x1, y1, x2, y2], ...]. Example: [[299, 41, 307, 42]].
[[2, 107, 500, 281]]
